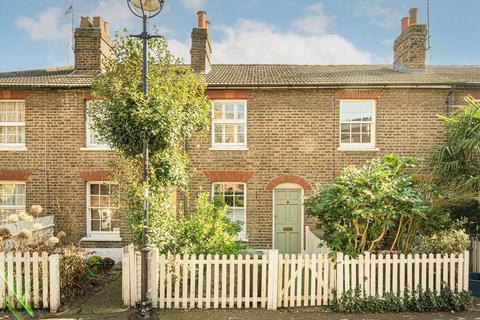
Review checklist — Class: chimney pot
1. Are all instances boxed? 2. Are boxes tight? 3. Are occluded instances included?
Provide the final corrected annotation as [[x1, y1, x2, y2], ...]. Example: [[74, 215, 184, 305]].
[[401, 17, 409, 33], [409, 8, 418, 25], [197, 11, 207, 28], [80, 16, 92, 28]]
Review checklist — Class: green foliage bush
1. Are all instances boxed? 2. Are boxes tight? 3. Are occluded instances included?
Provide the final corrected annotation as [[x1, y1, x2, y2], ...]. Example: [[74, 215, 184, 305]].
[[305, 155, 428, 257], [409, 228, 470, 254], [147, 193, 246, 255], [331, 285, 473, 313]]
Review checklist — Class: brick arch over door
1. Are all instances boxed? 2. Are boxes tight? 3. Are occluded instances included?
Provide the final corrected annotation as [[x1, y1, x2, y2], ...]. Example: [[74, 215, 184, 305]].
[[265, 175, 312, 191]]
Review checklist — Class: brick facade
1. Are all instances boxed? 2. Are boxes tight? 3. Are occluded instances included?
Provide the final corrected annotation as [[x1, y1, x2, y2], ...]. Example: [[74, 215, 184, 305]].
[[0, 89, 130, 248], [187, 88, 456, 249]]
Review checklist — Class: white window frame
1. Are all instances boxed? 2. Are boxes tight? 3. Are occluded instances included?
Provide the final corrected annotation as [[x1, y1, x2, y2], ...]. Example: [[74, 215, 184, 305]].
[[211, 182, 248, 241], [210, 100, 248, 150], [0, 181, 26, 224], [83, 181, 121, 242], [84, 101, 110, 150], [338, 99, 377, 151], [0, 100, 26, 150]]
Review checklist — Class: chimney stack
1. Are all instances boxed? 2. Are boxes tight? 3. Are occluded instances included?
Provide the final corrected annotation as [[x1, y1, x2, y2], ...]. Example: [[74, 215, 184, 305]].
[[74, 16, 113, 72], [393, 8, 427, 70], [190, 11, 212, 74]]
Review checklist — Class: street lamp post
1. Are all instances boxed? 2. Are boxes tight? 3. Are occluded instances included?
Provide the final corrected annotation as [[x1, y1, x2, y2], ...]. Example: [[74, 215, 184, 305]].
[[127, 0, 165, 317]]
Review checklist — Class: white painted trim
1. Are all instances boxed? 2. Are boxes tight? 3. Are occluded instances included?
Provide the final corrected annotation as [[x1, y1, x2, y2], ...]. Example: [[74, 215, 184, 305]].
[[272, 183, 304, 253], [211, 99, 248, 150], [86, 181, 120, 238], [211, 182, 248, 241], [0, 147, 27, 151], [339, 99, 376, 149], [80, 147, 113, 151], [337, 147, 380, 152], [209, 147, 249, 151]]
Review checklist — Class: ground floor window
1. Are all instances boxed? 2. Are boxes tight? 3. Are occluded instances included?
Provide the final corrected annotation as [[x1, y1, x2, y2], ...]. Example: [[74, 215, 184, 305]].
[[0, 182, 26, 224], [86, 182, 120, 239], [212, 182, 247, 240]]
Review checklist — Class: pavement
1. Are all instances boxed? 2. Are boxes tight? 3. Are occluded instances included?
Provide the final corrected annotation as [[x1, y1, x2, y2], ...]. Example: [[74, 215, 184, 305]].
[[2, 271, 480, 320]]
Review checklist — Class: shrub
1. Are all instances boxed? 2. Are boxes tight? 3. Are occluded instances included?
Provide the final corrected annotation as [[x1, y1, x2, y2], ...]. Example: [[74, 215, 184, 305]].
[[409, 228, 470, 254], [86, 255, 103, 272], [331, 285, 472, 313], [149, 193, 246, 255], [305, 155, 428, 257]]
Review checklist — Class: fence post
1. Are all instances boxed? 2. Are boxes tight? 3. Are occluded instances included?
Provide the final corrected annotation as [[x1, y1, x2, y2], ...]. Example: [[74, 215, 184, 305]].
[[267, 249, 279, 310], [48, 254, 60, 313], [464, 250, 470, 291], [122, 246, 130, 307], [336, 252, 344, 298]]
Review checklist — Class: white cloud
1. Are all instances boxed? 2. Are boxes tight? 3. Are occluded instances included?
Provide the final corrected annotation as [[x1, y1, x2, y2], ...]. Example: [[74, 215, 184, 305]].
[[180, 0, 206, 10], [169, 2, 372, 64], [292, 3, 331, 35], [16, 7, 69, 41], [348, 0, 402, 29], [211, 19, 372, 64]]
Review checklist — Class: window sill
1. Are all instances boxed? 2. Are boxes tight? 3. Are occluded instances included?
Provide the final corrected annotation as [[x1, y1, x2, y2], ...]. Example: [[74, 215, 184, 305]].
[[0, 146, 27, 151], [209, 146, 249, 151], [81, 235, 122, 242], [337, 147, 380, 152], [80, 147, 112, 151]]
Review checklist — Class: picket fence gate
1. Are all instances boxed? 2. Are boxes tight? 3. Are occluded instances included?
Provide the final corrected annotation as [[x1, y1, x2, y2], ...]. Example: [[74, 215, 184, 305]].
[[0, 251, 60, 313], [122, 245, 469, 310]]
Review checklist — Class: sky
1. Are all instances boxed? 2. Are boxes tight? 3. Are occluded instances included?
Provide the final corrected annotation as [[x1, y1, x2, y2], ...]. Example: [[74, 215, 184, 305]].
[[0, 0, 479, 72]]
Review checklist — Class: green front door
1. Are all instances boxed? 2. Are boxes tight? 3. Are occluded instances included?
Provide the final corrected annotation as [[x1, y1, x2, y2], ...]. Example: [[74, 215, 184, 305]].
[[274, 188, 302, 254]]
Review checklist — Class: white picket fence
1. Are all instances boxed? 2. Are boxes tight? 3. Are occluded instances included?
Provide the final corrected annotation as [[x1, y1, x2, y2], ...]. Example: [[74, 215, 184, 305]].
[[123, 245, 469, 310], [336, 251, 469, 297], [0, 251, 60, 312], [471, 238, 480, 272]]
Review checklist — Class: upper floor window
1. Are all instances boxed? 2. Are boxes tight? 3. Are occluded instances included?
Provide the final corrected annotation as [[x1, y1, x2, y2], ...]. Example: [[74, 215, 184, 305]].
[[0, 182, 26, 224], [86, 182, 120, 239], [340, 100, 375, 149], [86, 101, 109, 149], [212, 182, 247, 240], [212, 100, 247, 149], [0, 100, 25, 148]]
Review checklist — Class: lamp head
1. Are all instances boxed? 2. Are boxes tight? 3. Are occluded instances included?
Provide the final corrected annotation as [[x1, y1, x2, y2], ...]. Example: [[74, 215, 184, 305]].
[[127, 0, 164, 18]]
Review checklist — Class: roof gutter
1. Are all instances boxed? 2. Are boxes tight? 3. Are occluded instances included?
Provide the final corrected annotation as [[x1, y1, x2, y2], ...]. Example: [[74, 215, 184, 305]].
[[206, 84, 457, 90]]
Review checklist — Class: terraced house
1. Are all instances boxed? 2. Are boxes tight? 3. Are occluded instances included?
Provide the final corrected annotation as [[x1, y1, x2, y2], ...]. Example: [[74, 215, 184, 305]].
[[0, 9, 479, 257]]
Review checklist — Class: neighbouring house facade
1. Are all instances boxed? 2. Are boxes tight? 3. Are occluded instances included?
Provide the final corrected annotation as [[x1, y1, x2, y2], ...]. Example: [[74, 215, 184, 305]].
[[0, 9, 479, 256]]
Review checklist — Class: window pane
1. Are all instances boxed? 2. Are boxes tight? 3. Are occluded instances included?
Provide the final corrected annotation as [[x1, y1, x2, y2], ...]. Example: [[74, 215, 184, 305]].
[[351, 134, 361, 143], [224, 185, 234, 196], [214, 124, 223, 143], [214, 103, 223, 119], [340, 123, 350, 134], [351, 123, 361, 134], [224, 195, 234, 207], [236, 124, 245, 143], [91, 209, 100, 219], [235, 196, 244, 208], [91, 220, 100, 232], [236, 103, 245, 120], [224, 124, 235, 143], [225, 103, 235, 119], [90, 184, 100, 195], [341, 134, 350, 143], [100, 184, 109, 195], [234, 183, 244, 195], [340, 102, 351, 122], [362, 132, 371, 143]]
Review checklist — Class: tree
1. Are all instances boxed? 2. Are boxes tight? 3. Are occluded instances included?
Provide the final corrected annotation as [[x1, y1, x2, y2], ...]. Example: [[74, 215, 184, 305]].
[[429, 97, 480, 233], [430, 97, 480, 190], [305, 155, 428, 257], [90, 31, 211, 187], [90, 31, 211, 243]]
